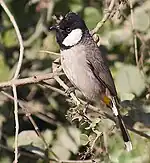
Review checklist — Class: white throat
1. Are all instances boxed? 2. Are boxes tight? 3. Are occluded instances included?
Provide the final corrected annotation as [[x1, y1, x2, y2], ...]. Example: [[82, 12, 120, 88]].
[[62, 28, 82, 46]]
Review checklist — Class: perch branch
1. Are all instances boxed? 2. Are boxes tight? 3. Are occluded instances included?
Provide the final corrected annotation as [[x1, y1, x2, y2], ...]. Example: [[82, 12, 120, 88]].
[[0, 73, 58, 88], [54, 76, 80, 105], [2, 82, 150, 141], [91, 0, 115, 34], [41, 81, 150, 140]]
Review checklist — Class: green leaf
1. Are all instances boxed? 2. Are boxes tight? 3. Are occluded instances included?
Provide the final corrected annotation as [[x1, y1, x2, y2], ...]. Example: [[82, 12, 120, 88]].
[[120, 93, 135, 101], [56, 127, 80, 154], [43, 32, 60, 52], [17, 130, 46, 156], [18, 130, 43, 149], [43, 129, 53, 144], [143, 104, 150, 113], [52, 144, 70, 160], [118, 133, 150, 163], [84, 7, 102, 30], [3, 29, 17, 47], [109, 29, 132, 46], [68, 127, 80, 146], [0, 54, 10, 81], [0, 158, 11, 163], [115, 64, 146, 96], [69, 0, 83, 12], [134, 10, 149, 32], [80, 134, 89, 145]]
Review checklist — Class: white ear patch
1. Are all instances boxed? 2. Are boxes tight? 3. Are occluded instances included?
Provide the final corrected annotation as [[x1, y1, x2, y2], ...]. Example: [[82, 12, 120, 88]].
[[62, 28, 82, 46]]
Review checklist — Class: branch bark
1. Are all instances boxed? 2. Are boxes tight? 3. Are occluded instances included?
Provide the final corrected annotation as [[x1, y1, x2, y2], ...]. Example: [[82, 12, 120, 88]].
[[0, 73, 58, 88]]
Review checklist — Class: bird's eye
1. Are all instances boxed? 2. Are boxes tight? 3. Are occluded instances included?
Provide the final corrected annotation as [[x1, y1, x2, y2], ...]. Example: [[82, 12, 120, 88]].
[[66, 28, 71, 33]]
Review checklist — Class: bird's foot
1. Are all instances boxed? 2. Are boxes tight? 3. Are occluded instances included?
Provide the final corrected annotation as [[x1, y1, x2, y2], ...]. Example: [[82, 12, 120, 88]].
[[65, 86, 76, 96], [84, 102, 90, 110]]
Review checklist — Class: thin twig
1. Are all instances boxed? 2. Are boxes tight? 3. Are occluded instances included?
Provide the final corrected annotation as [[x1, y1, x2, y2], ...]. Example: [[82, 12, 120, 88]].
[[0, 73, 58, 88], [128, 0, 139, 68], [90, 132, 103, 152], [91, 0, 115, 34], [41, 67, 150, 141], [0, 1, 24, 80], [0, 1, 24, 162], [58, 160, 98, 163], [0, 143, 46, 160], [1, 69, 149, 141], [54, 76, 80, 105], [1, 90, 59, 161], [2, 81, 150, 145], [39, 50, 60, 56], [41, 82, 150, 140], [40, 81, 67, 96], [0, 143, 97, 163], [12, 85, 19, 162], [0, 2, 23, 79]]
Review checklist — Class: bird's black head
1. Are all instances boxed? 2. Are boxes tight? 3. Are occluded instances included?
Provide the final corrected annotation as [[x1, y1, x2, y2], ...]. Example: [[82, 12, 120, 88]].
[[50, 12, 89, 49]]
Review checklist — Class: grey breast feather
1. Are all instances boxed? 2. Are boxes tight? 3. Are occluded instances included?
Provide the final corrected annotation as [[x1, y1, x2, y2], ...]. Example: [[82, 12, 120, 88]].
[[60, 45, 102, 100]]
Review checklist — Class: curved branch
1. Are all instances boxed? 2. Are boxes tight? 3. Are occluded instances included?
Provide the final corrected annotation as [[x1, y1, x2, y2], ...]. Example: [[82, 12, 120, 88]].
[[91, 0, 115, 34]]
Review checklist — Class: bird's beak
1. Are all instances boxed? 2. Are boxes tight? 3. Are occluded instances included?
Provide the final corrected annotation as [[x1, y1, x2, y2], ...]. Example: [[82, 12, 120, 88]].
[[49, 25, 59, 31]]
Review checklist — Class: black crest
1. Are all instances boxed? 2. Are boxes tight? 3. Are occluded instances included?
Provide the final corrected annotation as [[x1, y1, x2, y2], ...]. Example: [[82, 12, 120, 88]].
[[50, 12, 89, 49], [58, 12, 87, 31]]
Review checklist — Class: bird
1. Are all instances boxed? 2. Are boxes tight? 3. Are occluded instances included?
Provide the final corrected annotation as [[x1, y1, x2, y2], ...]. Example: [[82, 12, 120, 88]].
[[50, 12, 132, 151]]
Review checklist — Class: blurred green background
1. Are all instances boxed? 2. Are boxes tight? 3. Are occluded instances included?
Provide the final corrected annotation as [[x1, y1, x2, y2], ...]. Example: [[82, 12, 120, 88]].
[[0, 0, 150, 162]]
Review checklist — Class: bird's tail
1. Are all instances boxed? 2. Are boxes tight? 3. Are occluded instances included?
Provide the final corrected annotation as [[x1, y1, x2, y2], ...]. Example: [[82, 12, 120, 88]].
[[111, 97, 132, 152]]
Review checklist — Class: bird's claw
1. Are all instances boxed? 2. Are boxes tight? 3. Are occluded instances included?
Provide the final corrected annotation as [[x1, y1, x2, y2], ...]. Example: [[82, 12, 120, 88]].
[[65, 87, 76, 96]]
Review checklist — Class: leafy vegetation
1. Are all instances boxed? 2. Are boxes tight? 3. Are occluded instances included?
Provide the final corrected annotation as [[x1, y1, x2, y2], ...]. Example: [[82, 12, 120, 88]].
[[0, 0, 150, 163]]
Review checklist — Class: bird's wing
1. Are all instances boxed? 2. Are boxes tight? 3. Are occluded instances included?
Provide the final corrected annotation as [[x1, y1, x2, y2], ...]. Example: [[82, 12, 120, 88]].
[[86, 47, 117, 97]]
